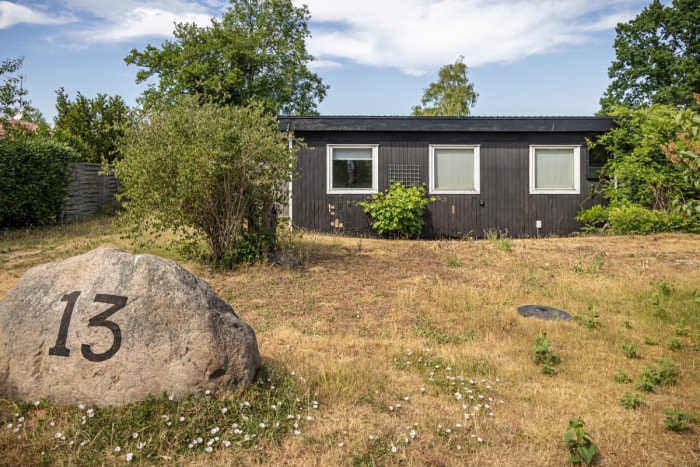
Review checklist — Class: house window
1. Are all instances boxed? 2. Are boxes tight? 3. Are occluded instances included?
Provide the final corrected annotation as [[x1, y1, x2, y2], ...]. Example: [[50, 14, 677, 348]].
[[529, 145, 580, 194], [327, 145, 378, 194], [429, 145, 480, 194]]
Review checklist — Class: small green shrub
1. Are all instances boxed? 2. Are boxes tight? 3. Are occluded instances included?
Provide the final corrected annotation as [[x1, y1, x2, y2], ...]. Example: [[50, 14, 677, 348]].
[[666, 337, 683, 351], [564, 418, 596, 465], [574, 307, 600, 330], [635, 359, 679, 392], [621, 342, 639, 359], [484, 228, 512, 251], [614, 369, 632, 384], [620, 391, 643, 409], [663, 408, 697, 432], [531, 332, 559, 376], [358, 182, 439, 238]]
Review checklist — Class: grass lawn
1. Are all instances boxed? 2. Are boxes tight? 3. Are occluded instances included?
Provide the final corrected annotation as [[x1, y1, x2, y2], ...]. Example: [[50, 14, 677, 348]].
[[1, 216, 699, 466]]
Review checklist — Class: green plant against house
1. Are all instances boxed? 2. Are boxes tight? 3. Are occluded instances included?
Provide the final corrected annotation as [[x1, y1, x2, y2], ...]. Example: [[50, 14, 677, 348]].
[[358, 182, 439, 238]]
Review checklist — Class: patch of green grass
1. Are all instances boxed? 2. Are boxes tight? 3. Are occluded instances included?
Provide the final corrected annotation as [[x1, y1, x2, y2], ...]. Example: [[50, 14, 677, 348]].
[[0, 365, 314, 465], [412, 316, 476, 345]]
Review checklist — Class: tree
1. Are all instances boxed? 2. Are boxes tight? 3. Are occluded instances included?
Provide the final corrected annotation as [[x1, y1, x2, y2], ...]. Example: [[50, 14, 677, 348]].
[[600, 0, 700, 111], [113, 97, 298, 267], [53, 88, 131, 163], [0, 57, 29, 119], [412, 56, 478, 116], [124, 0, 327, 115], [576, 104, 700, 233], [663, 92, 700, 215], [0, 56, 45, 124]]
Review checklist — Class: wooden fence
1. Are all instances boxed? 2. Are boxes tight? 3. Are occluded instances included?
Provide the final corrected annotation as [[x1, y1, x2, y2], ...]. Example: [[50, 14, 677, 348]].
[[62, 163, 292, 223], [63, 163, 121, 222]]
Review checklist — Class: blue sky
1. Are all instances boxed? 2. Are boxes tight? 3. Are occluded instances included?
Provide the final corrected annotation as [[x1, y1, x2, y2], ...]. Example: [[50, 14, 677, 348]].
[[0, 0, 657, 124]]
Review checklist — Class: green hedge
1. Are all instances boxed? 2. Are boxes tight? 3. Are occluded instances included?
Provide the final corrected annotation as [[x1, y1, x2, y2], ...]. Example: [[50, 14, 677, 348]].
[[0, 137, 76, 228]]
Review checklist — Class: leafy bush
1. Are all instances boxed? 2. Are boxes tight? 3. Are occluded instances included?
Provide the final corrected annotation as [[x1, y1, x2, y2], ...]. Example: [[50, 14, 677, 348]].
[[576, 204, 608, 232], [577, 203, 700, 234], [113, 98, 296, 267], [0, 137, 75, 228], [358, 182, 438, 238]]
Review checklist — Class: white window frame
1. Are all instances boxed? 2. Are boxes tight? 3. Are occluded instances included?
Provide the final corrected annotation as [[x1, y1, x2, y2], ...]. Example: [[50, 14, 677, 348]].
[[327, 144, 379, 194], [429, 144, 480, 194], [529, 145, 581, 194]]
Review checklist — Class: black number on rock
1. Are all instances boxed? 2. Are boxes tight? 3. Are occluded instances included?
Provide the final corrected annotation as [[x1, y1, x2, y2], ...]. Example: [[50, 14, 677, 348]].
[[48, 291, 81, 357], [48, 292, 127, 362], [81, 294, 127, 362]]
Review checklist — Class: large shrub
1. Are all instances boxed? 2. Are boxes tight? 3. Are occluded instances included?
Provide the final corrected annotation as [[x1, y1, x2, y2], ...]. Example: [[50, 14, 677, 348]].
[[578, 103, 700, 234], [0, 136, 74, 228], [576, 203, 699, 234], [113, 98, 297, 268], [359, 182, 438, 238]]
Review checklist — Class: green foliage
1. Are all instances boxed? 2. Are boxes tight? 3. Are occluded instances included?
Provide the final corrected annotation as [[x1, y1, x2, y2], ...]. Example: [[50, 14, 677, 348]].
[[53, 88, 131, 163], [1, 57, 45, 125], [574, 307, 600, 331], [635, 359, 679, 392], [575, 204, 608, 233], [600, 0, 700, 111], [663, 93, 700, 216], [614, 369, 632, 384], [113, 97, 297, 267], [0, 136, 75, 228], [411, 56, 478, 116], [578, 103, 700, 234], [124, 0, 327, 115], [358, 182, 438, 239], [578, 203, 700, 234], [531, 332, 559, 376], [663, 408, 698, 432], [621, 342, 639, 359], [666, 337, 683, 351], [564, 418, 596, 466], [484, 229, 512, 251], [620, 391, 643, 410], [1, 56, 27, 118], [598, 105, 689, 210]]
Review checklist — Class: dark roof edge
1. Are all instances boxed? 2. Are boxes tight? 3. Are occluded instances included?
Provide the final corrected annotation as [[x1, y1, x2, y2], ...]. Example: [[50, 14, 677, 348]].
[[278, 115, 617, 133]]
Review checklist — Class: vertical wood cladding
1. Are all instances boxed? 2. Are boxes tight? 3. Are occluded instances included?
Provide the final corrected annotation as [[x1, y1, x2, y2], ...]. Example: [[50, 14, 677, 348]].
[[289, 127, 608, 238]]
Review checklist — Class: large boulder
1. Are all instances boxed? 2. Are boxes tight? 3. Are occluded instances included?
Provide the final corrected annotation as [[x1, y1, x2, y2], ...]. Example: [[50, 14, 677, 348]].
[[0, 247, 261, 406]]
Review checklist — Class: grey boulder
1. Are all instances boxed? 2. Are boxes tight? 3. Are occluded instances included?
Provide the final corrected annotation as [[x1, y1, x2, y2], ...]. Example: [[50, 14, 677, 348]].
[[0, 247, 261, 406]]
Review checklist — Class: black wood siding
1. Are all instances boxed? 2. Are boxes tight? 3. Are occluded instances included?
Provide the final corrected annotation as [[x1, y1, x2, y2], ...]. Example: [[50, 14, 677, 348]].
[[289, 130, 605, 238]]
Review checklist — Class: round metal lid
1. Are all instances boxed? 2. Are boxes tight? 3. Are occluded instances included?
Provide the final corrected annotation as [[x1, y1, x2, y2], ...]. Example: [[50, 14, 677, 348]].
[[517, 305, 572, 321]]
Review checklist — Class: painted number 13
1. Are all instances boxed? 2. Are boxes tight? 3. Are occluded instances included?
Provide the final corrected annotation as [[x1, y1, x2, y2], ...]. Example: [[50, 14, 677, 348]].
[[48, 291, 128, 362]]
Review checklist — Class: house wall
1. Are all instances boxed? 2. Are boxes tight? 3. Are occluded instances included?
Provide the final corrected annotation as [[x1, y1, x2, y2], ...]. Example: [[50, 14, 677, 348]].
[[291, 130, 604, 238]]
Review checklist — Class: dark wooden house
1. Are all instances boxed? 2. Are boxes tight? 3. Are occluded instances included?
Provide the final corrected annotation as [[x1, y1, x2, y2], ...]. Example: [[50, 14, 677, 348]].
[[279, 116, 615, 238]]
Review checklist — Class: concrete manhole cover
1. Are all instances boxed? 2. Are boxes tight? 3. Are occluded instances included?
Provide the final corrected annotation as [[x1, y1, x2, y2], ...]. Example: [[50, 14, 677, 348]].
[[517, 305, 572, 321]]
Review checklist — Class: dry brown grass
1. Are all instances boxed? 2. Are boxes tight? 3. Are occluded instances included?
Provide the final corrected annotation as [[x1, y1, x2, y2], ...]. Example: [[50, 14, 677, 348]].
[[1, 217, 699, 466]]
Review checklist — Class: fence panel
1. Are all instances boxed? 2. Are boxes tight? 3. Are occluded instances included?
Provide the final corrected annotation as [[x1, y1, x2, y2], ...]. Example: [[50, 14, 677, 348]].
[[63, 163, 120, 222]]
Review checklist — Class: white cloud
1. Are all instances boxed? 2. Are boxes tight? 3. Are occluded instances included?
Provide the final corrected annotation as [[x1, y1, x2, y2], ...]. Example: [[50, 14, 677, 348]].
[[84, 7, 213, 42], [0, 1, 74, 28], [0, 1, 223, 43], [298, 0, 647, 75]]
